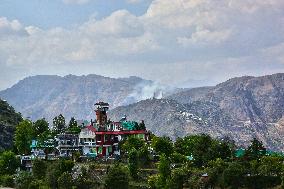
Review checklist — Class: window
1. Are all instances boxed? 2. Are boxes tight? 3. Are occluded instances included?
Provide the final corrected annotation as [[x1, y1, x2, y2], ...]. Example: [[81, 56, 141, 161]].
[[97, 135, 101, 141]]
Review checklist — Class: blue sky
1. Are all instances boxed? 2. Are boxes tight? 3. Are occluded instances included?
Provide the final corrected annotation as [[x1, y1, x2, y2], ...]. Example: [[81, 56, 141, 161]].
[[0, 0, 151, 29], [0, 0, 284, 90]]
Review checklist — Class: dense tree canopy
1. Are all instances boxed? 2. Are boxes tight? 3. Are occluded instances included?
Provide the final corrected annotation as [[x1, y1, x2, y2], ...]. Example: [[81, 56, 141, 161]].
[[105, 163, 129, 189], [152, 136, 173, 157], [14, 120, 34, 154], [122, 137, 144, 152], [244, 138, 266, 161], [174, 134, 232, 167], [0, 107, 283, 189], [32, 158, 47, 180], [58, 172, 73, 189], [222, 162, 246, 189], [128, 148, 139, 179], [0, 151, 20, 175], [33, 118, 49, 138], [0, 99, 23, 152]]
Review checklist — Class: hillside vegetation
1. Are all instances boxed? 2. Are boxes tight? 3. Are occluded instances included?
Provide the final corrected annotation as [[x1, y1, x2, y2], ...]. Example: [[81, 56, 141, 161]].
[[0, 99, 22, 151]]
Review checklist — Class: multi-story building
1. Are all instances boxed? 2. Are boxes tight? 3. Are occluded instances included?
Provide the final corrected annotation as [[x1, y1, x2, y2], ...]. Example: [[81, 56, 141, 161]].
[[28, 101, 149, 159], [79, 125, 96, 157], [79, 102, 149, 157], [30, 139, 55, 160], [55, 133, 80, 157], [20, 155, 33, 171]]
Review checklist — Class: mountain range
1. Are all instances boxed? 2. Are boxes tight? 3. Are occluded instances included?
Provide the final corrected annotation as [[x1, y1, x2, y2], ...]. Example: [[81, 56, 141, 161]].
[[109, 73, 284, 151], [0, 74, 165, 122], [1, 73, 284, 150]]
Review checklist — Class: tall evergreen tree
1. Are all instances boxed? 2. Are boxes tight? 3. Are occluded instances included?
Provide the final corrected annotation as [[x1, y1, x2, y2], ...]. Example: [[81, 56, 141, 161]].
[[53, 114, 66, 134], [244, 138, 266, 161], [68, 117, 77, 128], [33, 118, 49, 138], [68, 117, 81, 134]]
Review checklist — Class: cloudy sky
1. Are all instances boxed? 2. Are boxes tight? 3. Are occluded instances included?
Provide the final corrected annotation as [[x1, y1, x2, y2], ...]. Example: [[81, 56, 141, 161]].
[[0, 0, 284, 90]]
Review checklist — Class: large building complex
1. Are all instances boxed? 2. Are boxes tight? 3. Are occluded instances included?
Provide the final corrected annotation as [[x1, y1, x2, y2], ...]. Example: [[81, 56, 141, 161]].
[[30, 102, 149, 159]]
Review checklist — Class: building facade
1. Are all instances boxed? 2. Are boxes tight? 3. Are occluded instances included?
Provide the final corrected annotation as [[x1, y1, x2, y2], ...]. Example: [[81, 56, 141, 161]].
[[28, 101, 149, 160], [78, 102, 149, 157]]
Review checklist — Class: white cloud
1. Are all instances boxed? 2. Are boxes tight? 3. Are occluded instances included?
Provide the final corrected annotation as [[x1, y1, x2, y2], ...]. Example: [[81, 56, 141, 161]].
[[259, 42, 284, 64], [81, 10, 144, 37], [177, 29, 232, 47], [126, 0, 143, 4], [1, 0, 284, 89], [25, 26, 42, 35], [0, 17, 28, 36], [62, 0, 90, 5]]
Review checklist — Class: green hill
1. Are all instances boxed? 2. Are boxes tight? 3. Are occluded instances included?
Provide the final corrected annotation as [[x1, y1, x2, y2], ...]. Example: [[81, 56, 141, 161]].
[[0, 98, 22, 151]]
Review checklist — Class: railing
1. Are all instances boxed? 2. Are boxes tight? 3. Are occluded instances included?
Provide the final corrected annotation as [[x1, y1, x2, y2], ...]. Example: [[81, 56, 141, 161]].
[[79, 142, 96, 146]]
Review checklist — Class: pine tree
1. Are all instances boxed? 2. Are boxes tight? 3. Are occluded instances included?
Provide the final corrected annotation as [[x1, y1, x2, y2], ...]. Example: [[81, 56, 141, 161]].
[[53, 114, 66, 134]]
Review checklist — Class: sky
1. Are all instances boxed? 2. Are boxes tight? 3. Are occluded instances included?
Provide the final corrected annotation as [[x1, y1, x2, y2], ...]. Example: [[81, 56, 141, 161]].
[[0, 0, 284, 90]]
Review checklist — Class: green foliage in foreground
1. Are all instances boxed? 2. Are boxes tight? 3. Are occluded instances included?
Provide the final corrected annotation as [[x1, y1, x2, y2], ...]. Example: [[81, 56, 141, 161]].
[[105, 163, 130, 189], [32, 159, 47, 180], [1, 130, 284, 189], [0, 151, 20, 175], [128, 148, 139, 180]]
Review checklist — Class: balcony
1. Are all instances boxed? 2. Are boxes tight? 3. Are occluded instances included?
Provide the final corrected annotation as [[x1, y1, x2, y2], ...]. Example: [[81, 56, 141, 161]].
[[79, 141, 96, 146]]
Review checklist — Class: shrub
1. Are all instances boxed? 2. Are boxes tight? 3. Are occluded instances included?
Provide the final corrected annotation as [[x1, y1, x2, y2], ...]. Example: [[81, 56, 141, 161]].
[[32, 159, 47, 180], [105, 163, 129, 189], [129, 148, 139, 180], [58, 172, 73, 189], [28, 179, 45, 189], [15, 171, 33, 189], [0, 174, 14, 187]]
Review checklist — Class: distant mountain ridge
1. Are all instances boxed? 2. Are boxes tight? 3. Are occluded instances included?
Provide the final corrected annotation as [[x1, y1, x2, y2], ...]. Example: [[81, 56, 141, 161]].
[[169, 73, 284, 123], [110, 73, 284, 151], [0, 74, 166, 121], [1, 73, 284, 150]]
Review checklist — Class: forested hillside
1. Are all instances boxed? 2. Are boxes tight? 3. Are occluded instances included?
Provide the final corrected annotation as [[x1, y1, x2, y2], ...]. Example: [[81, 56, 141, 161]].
[[0, 99, 22, 151]]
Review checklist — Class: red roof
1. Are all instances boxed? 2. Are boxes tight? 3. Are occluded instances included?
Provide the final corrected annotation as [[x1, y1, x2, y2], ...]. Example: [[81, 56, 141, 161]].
[[86, 125, 96, 132], [112, 122, 121, 125], [95, 130, 146, 135]]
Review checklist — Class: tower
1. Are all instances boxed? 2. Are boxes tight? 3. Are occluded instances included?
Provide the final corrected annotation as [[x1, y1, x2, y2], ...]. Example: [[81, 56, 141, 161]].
[[95, 102, 109, 125]]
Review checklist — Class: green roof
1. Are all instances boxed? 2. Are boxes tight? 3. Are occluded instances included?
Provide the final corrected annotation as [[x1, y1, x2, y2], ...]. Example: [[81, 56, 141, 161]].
[[235, 149, 284, 158], [122, 121, 138, 130]]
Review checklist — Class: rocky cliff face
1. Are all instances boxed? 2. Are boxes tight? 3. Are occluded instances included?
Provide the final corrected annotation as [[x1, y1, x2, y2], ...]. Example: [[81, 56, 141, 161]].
[[110, 73, 284, 151], [169, 73, 284, 123], [109, 99, 234, 139], [0, 74, 160, 121]]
